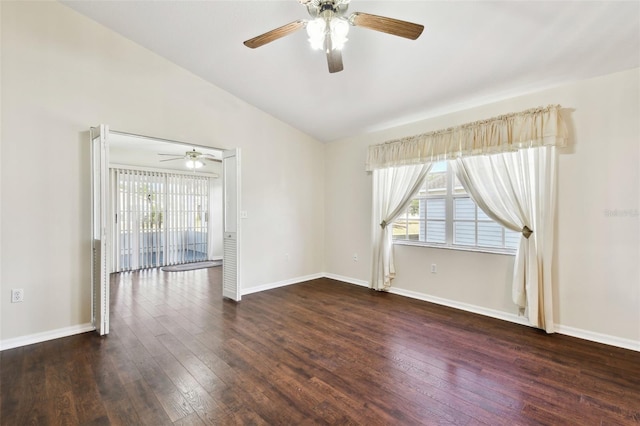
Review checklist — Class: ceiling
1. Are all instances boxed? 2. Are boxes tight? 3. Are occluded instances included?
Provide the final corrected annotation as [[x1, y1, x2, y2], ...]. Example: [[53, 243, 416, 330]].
[[63, 1, 640, 142], [109, 132, 222, 174]]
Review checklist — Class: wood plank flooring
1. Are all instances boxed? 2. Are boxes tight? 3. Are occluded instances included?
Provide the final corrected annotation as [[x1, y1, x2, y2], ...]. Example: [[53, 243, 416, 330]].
[[2, 267, 639, 425]]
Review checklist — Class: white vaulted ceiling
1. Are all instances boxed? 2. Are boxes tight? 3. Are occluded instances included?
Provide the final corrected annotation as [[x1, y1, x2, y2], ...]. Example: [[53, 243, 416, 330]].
[[63, 1, 640, 142]]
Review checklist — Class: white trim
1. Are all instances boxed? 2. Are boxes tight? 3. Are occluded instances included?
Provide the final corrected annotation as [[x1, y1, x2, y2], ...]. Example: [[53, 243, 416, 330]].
[[110, 129, 225, 153], [327, 274, 639, 352], [241, 273, 325, 296], [0, 323, 95, 351], [323, 273, 369, 288], [554, 324, 640, 352], [388, 286, 531, 327], [393, 240, 516, 256]]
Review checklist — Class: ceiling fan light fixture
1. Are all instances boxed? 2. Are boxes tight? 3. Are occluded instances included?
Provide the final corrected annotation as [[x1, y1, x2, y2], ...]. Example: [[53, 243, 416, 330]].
[[307, 17, 349, 51], [330, 18, 349, 50], [306, 17, 326, 50], [186, 159, 204, 169]]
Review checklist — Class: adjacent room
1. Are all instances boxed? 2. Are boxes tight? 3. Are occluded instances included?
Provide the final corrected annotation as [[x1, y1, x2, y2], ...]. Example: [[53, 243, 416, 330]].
[[1, 0, 639, 424], [108, 133, 224, 272]]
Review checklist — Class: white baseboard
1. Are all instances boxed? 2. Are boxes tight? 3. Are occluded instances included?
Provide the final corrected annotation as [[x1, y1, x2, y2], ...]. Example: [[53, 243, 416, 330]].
[[0, 323, 95, 351], [323, 273, 369, 288], [241, 273, 324, 296], [326, 274, 640, 353], [388, 286, 531, 327], [320, 274, 529, 327], [554, 324, 640, 352]]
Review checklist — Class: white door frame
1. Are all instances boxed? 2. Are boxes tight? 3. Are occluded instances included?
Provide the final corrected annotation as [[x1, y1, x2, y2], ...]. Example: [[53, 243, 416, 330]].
[[90, 126, 242, 336], [90, 125, 110, 335]]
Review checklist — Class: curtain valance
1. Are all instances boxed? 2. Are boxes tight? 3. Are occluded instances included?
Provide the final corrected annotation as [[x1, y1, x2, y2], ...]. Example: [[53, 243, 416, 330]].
[[366, 105, 567, 171]]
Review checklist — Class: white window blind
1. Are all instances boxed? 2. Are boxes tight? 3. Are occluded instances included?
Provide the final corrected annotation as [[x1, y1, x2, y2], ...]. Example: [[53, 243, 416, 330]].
[[112, 169, 210, 272], [165, 173, 209, 266]]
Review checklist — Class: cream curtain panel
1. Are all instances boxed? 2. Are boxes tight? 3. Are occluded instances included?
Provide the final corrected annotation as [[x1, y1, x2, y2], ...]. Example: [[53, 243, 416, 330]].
[[367, 105, 567, 332], [366, 105, 567, 171], [451, 147, 557, 332], [371, 163, 432, 290]]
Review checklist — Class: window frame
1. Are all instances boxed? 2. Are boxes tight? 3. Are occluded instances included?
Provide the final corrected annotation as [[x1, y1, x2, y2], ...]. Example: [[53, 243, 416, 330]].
[[392, 161, 518, 256]]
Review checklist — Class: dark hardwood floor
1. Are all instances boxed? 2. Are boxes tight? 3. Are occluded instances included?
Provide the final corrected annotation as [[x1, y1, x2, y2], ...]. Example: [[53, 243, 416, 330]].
[[2, 267, 639, 425]]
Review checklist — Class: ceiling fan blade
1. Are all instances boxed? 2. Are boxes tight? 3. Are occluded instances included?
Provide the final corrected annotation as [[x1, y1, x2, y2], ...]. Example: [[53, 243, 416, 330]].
[[159, 157, 183, 162], [244, 20, 306, 49], [201, 156, 222, 163], [325, 31, 344, 73], [158, 153, 183, 156], [326, 48, 344, 73], [200, 153, 219, 159], [350, 12, 424, 40]]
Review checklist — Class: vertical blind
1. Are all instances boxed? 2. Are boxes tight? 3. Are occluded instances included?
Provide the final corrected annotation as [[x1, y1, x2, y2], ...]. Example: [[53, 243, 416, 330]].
[[111, 168, 210, 272]]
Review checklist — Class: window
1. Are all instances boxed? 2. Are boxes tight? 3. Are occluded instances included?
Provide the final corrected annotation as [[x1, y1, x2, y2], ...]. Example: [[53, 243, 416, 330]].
[[393, 161, 519, 252]]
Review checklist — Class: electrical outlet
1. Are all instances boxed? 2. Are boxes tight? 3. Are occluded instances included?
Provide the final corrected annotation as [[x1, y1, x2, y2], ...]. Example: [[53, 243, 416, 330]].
[[353, 253, 358, 262], [11, 288, 24, 303], [431, 264, 437, 273]]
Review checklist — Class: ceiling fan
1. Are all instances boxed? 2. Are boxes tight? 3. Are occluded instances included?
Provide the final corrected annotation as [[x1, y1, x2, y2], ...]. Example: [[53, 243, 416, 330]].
[[158, 149, 221, 169], [243, 0, 424, 73]]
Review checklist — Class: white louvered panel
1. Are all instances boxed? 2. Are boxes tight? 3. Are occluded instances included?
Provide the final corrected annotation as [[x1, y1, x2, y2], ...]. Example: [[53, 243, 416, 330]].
[[92, 239, 101, 328], [223, 235, 237, 295], [222, 148, 240, 301], [100, 238, 109, 335]]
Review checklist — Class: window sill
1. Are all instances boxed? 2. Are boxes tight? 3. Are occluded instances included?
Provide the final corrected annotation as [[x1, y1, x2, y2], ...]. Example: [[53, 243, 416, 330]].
[[393, 240, 516, 256]]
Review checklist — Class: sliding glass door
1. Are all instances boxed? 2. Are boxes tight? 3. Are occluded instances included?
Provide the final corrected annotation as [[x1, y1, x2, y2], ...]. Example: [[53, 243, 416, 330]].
[[165, 173, 209, 265], [112, 168, 210, 272]]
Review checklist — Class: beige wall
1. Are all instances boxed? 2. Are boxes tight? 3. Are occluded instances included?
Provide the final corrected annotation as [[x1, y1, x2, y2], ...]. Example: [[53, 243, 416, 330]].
[[0, 1, 325, 342], [1, 1, 638, 351], [325, 68, 640, 347]]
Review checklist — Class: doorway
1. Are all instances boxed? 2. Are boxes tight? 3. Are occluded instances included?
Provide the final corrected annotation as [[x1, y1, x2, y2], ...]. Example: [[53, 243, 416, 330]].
[[90, 125, 241, 336]]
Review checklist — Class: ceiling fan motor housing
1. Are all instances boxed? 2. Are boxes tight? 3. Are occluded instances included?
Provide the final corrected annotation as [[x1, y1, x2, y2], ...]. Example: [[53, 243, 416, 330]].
[[307, 0, 350, 19], [186, 150, 202, 159]]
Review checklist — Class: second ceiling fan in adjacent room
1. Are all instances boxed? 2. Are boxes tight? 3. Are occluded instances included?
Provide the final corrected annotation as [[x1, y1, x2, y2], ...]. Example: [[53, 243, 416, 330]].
[[158, 149, 221, 170]]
